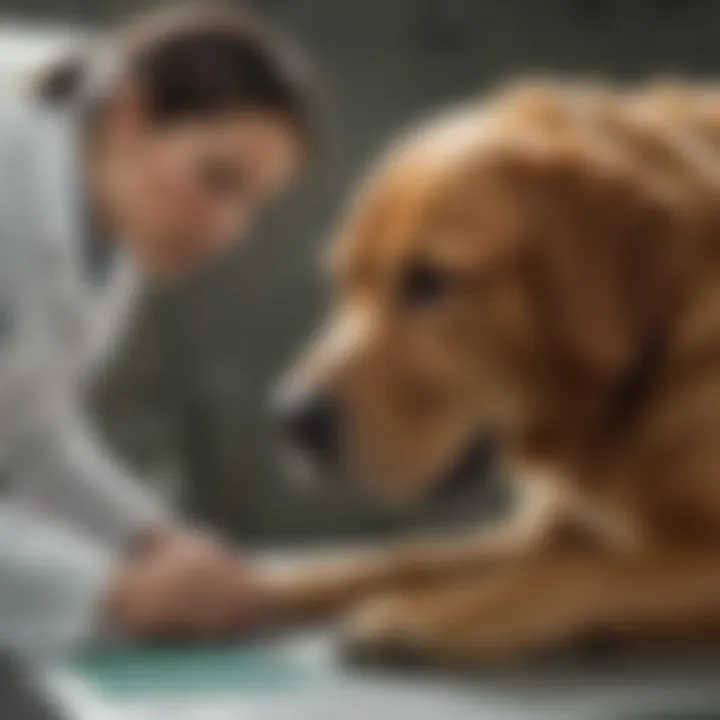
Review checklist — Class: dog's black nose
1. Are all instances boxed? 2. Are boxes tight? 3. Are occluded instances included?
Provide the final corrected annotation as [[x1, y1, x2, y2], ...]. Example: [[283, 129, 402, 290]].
[[274, 390, 338, 466]]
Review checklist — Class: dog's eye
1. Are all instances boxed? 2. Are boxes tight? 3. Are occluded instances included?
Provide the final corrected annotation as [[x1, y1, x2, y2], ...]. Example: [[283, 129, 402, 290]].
[[398, 262, 449, 308]]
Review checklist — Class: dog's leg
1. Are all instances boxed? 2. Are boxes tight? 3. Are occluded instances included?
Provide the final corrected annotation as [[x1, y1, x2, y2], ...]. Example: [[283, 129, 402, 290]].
[[261, 484, 560, 620], [341, 549, 720, 667]]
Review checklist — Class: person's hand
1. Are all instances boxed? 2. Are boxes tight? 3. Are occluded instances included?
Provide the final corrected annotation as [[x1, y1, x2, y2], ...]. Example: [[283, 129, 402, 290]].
[[103, 528, 264, 641]]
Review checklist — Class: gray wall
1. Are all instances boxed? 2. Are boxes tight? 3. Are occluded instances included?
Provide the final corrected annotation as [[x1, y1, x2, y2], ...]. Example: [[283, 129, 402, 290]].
[[3, 0, 720, 540]]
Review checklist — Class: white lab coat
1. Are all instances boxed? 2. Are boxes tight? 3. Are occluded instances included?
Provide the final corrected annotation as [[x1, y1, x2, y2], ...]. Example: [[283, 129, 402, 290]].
[[0, 98, 167, 656]]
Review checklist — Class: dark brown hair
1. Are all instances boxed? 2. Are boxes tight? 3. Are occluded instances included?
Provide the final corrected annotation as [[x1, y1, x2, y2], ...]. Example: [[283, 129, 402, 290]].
[[36, 3, 317, 154]]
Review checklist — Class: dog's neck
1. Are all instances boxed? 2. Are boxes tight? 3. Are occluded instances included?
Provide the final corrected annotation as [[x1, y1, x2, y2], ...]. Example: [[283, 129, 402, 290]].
[[513, 339, 666, 481]]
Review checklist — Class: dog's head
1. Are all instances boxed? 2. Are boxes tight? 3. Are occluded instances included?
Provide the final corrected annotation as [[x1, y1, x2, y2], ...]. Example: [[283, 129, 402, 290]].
[[276, 83, 694, 504]]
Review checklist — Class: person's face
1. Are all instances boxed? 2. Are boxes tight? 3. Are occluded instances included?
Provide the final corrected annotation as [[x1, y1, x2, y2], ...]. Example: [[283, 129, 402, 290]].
[[103, 98, 304, 280]]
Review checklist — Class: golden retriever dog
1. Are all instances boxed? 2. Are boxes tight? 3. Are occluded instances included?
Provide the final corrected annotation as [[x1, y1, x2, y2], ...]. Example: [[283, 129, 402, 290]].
[[267, 80, 720, 667]]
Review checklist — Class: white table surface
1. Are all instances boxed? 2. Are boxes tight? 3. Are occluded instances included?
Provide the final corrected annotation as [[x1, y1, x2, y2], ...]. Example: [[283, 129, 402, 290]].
[[45, 631, 720, 720]]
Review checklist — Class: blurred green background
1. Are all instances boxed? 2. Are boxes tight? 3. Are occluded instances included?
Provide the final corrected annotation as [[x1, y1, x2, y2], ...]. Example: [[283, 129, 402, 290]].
[[2, 0, 720, 542]]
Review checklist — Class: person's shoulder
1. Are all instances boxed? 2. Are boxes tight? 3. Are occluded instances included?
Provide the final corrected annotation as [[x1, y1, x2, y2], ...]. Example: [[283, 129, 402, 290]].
[[0, 97, 77, 237], [0, 96, 72, 153], [0, 99, 75, 316], [0, 93, 74, 152], [0, 100, 40, 241], [0, 99, 63, 199], [0, 94, 47, 132], [0, 98, 31, 154]]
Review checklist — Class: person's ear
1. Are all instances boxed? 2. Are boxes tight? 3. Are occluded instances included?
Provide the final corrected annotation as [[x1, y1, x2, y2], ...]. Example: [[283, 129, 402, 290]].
[[104, 81, 148, 148]]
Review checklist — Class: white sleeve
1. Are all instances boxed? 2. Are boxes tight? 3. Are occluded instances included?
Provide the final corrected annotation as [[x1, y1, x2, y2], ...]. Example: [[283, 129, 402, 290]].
[[0, 500, 114, 657], [8, 404, 172, 550], [0, 102, 172, 550]]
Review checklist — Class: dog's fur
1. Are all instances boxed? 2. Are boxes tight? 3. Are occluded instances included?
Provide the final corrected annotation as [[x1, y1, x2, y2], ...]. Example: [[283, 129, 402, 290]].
[[267, 80, 720, 666]]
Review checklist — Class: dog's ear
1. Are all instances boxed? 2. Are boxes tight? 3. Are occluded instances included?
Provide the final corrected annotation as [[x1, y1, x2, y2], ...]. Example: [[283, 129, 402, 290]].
[[514, 143, 693, 380]]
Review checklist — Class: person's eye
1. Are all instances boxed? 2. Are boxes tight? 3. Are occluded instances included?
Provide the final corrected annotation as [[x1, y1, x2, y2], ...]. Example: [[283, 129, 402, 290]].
[[398, 261, 451, 309]]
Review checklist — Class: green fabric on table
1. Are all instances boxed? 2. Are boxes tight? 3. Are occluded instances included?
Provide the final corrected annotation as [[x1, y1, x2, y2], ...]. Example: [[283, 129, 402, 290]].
[[74, 643, 322, 699]]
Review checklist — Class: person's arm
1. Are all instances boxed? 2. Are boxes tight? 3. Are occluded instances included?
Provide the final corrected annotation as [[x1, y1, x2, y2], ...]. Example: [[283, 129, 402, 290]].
[[8, 403, 171, 550], [0, 103, 264, 648], [0, 500, 113, 657], [0, 103, 163, 550], [0, 497, 266, 657]]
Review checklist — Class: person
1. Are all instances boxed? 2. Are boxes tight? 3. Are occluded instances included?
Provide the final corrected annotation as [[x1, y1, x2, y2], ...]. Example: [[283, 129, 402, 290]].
[[0, 3, 315, 654]]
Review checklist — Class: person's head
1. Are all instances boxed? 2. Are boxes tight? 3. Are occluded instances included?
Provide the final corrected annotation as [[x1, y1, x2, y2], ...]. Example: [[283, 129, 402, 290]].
[[37, 3, 317, 280]]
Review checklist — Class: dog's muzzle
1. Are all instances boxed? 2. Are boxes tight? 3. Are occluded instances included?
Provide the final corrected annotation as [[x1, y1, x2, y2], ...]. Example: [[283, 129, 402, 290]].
[[273, 388, 340, 472]]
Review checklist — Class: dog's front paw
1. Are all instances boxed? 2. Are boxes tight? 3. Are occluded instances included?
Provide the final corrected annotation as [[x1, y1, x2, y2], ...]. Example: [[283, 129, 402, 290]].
[[339, 596, 436, 669]]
